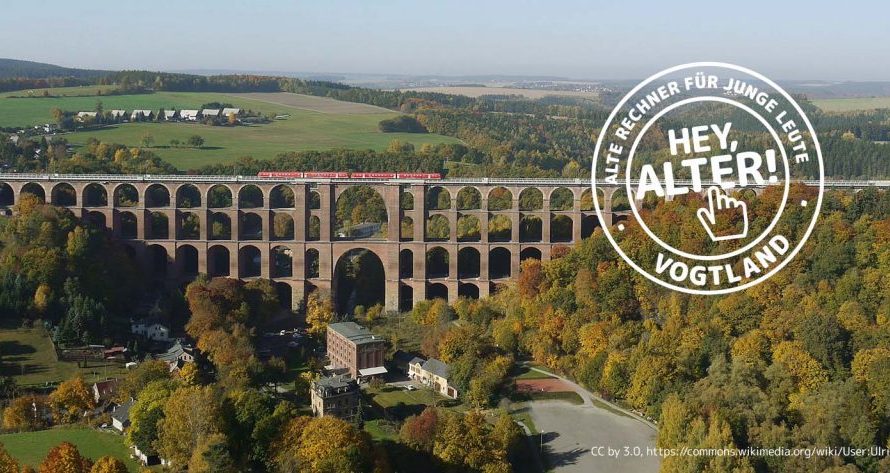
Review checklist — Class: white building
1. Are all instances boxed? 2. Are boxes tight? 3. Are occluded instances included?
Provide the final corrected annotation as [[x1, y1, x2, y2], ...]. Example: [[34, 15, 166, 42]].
[[179, 110, 200, 121], [130, 110, 154, 121], [131, 319, 171, 342], [408, 357, 458, 399], [162, 110, 178, 120], [221, 107, 242, 117], [201, 109, 221, 118]]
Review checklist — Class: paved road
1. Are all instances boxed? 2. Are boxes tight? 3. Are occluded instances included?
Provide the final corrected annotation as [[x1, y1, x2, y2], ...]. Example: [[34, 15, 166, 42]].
[[520, 365, 660, 473]]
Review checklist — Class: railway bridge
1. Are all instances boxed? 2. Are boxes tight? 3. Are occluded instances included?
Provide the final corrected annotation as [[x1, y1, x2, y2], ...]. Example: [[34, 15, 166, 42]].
[[0, 174, 884, 311]]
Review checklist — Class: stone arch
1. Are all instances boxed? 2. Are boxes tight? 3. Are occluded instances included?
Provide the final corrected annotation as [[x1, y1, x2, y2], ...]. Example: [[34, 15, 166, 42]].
[[456, 187, 482, 210], [458, 247, 480, 278], [581, 215, 600, 238], [51, 183, 76, 206], [518, 188, 543, 211], [549, 187, 574, 210], [308, 216, 320, 241], [270, 185, 295, 209], [488, 187, 513, 211], [426, 214, 450, 241], [239, 245, 262, 277], [399, 249, 414, 278], [208, 245, 231, 277], [240, 212, 263, 240], [400, 284, 414, 312], [176, 184, 201, 208], [580, 189, 594, 211], [489, 247, 511, 279], [272, 212, 295, 240], [208, 185, 233, 208], [149, 212, 169, 239], [426, 186, 451, 210], [272, 246, 293, 278], [275, 281, 293, 310], [551, 215, 573, 242], [488, 214, 511, 242], [239, 184, 264, 209], [427, 283, 448, 301], [400, 216, 414, 241], [426, 246, 449, 278], [21, 183, 45, 203], [210, 212, 232, 240], [308, 191, 321, 210], [86, 211, 106, 229], [83, 183, 108, 207], [179, 212, 200, 239], [611, 188, 630, 212], [113, 184, 138, 207], [119, 211, 137, 239], [520, 247, 542, 262], [147, 245, 169, 278], [333, 248, 386, 312], [456, 214, 481, 242], [145, 184, 171, 208], [0, 183, 13, 206], [306, 248, 320, 278], [400, 188, 415, 210], [458, 283, 480, 300], [334, 185, 386, 240], [520, 215, 542, 242], [177, 245, 199, 276]]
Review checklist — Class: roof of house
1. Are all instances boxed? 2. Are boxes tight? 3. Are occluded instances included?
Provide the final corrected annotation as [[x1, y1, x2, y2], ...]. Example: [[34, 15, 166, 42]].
[[408, 357, 425, 366], [327, 322, 384, 346], [221, 108, 241, 115], [180, 110, 200, 117], [201, 109, 220, 116], [422, 358, 450, 379], [314, 374, 358, 391], [111, 400, 133, 423], [152, 340, 192, 363], [163, 110, 177, 117], [76, 111, 97, 117], [131, 109, 153, 116], [93, 379, 118, 398], [358, 366, 388, 377]]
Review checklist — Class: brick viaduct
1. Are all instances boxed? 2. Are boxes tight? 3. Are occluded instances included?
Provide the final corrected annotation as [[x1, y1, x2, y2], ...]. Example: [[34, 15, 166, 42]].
[[0, 174, 883, 312]]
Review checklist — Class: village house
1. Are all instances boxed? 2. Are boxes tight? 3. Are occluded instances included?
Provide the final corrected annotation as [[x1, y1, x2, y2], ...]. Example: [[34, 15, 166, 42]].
[[310, 375, 360, 421], [75, 111, 97, 121], [131, 319, 171, 342], [162, 110, 178, 121], [179, 110, 200, 121], [149, 340, 195, 372], [221, 107, 242, 117], [130, 109, 154, 121], [409, 357, 458, 399], [326, 322, 387, 379], [111, 399, 133, 432], [109, 110, 126, 120], [201, 109, 221, 119], [92, 379, 119, 404]]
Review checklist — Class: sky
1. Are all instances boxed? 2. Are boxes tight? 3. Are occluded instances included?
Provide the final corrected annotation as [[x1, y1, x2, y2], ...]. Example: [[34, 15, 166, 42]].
[[1, 0, 888, 80]]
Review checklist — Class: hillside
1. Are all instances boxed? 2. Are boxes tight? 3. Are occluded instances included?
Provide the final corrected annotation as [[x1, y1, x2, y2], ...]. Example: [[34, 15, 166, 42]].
[[0, 58, 109, 79]]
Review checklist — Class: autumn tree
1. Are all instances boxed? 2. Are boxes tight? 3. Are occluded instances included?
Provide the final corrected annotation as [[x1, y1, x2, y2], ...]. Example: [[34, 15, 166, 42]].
[[399, 407, 439, 452], [305, 291, 333, 337], [38, 442, 91, 473], [272, 416, 373, 473], [3, 395, 49, 431], [0, 443, 19, 473], [156, 385, 225, 466], [88, 456, 128, 473], [49, 377, 95, 424]]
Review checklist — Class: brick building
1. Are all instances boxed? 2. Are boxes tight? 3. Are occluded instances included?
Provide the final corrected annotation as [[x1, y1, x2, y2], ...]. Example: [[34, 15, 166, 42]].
[[326, 322, 387, 379], [310, 375, 360, 421]]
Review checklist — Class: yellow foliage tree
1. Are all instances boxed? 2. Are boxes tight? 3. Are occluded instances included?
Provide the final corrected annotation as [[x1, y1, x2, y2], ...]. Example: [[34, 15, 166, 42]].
[[89, 456, 128, 473], [49, 377, 95, 424], [306, 291, 333, 337]]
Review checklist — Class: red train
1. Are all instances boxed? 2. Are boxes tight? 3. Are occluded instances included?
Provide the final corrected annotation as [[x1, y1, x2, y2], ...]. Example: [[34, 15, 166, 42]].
[[257, 171, 441, 179]]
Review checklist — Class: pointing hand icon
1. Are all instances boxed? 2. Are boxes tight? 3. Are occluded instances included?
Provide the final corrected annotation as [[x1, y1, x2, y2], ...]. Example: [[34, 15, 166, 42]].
[[696, 186, 749, 242]]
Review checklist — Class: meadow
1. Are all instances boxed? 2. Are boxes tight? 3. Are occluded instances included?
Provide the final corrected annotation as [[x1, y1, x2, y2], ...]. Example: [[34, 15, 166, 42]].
[[0, 91, 461, 169], [813, 96, 890, 112], [0, 427, 140, 471]]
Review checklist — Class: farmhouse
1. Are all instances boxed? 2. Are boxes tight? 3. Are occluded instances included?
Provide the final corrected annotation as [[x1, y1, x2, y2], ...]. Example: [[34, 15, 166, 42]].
[[130, 110, 154, 121], [310, 375, 360, 421], [131, 318, 172, 342], [75, 111, 97, 121], [221, 107, 242, 117], [326, 322, 387, 379], [179, 110, 200, 121], [409, 357, 458, 399], [111, 399, 133, 431], [92, 379, 119, 404], [201, 109, 221, 118], [162, 110, 178, 120], [149, 340, 196, 372]]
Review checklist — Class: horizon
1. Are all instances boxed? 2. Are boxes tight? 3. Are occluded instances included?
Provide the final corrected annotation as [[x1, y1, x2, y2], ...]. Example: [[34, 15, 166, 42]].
[[1, 0, 888, 81]]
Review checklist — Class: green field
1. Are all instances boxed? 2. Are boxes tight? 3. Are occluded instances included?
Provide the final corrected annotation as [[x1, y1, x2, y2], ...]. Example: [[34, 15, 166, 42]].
[[0, 427, 140, 471], [0, 91, 461, 170], [0, 324, 127, 387], [813, 96, 890, 112], [2, 85, 119, 99]]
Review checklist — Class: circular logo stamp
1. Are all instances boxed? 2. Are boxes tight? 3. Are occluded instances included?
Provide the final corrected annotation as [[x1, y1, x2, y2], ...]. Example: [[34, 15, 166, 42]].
[[591, 62, 824, 294]]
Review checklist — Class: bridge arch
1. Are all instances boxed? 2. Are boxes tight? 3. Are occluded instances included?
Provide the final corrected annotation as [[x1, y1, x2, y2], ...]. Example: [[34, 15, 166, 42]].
[[458, 247, 480, 278], [426, 246, 449, 279], [580, 189, 594, 211], [551, 215, 573, 242], [208, 185, 233, 208], [334, 185, 386, 240], [520, 215, 542, 242], [119, 211, 137, 239], [488, 187, 513, 211], [400, 216, 414, 241], [427, 186, 451, 210], [86, 211, 106, 230], [208, 245, 231, 277], [308, 216, 320, 241], [519, 188, 543, 211], [400, 283, 414, 312], [272, 212, 294, 240], [581, 215, 600, 238], [427, 282, 448, 301], [148, 212, 169, 239], [520, 247, 542, 261], [456, 187, 482, 210], [270, 185, 295, 209], [145, 184, 171, 208], [51, 183, 76, 206], [0, 183, 12, 206], [238, 184, 264, 209], [333, 247, 385, 314], [400, 188, 415, 210], [457, 214, 481, 241], [399, 249, 414, 278], [458, 282, 480, 300], [83, 183, 108, 207], [21, 183, 45, 203], [238, 245, 262, 277], [210, 212, 232, 240], [240, 212, 263, 240], [176, 244, 199, 277], [488, 214, 511, 242], [305, 248, 320, 278], [549, 187, 574, 210], [271, 246, 293, 278], [426, 214, 450, 241], [145, 244, 169, 280], [113, 184, 138, 207], [489, 247, 511, 279], [179, 212, 200, 239], [176, 184, 201, 208]]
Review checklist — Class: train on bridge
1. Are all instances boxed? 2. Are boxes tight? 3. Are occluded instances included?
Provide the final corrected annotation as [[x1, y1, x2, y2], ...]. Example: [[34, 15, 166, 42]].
[[257, 171, 442, 179]]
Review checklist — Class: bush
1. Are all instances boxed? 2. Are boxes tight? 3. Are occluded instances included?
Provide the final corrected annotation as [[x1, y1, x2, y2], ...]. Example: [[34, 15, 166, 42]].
[[378, 116, 427, 133]]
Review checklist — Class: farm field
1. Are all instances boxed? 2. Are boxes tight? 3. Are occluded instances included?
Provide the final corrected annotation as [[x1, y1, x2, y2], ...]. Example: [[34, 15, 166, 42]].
[[0, 427, 141, 471], [405, 85, 600, 100], [0, 323, 127, 387], [2, 84, 119, 99], [813, 96, 890, 112], [0, 91, 460, 169]]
